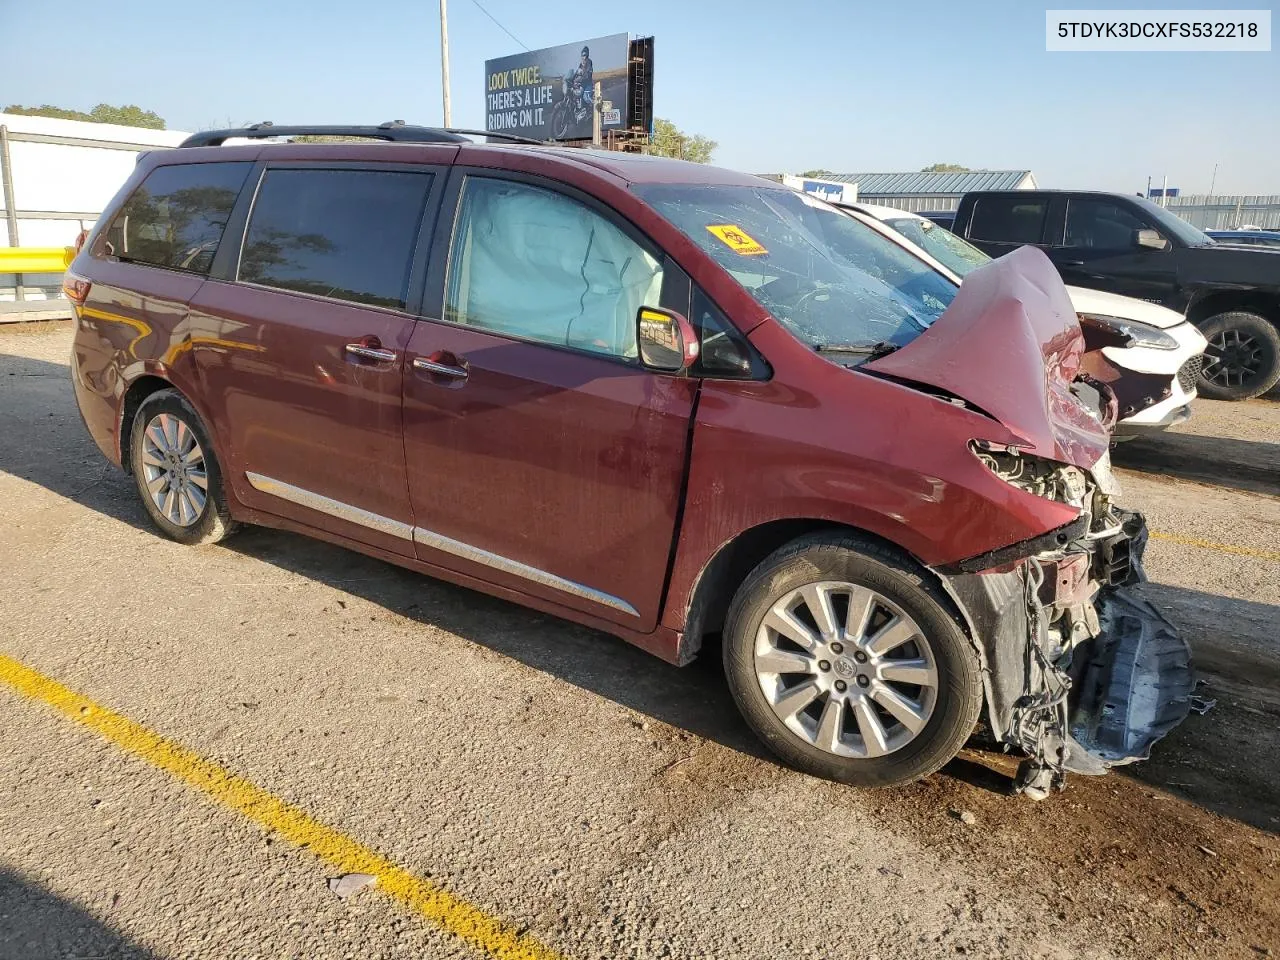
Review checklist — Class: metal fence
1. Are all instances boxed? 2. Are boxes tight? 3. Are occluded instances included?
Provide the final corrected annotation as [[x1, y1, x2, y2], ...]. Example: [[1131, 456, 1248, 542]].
[[857, 194, 963, 214], [1158, 195, 1280, 230]]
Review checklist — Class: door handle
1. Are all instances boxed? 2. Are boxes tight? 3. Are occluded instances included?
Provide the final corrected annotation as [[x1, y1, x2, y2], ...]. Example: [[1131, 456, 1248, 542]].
[[413, 356, 468, 379], [344, 342, 397, 363]]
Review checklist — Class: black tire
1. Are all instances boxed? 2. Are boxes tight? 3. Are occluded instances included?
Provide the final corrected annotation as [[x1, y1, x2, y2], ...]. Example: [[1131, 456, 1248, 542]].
[[723, 533, 983, 788], [129, 389, 238, 545], [1196, 311, 1280, 401], [550, 101, 572, 140]]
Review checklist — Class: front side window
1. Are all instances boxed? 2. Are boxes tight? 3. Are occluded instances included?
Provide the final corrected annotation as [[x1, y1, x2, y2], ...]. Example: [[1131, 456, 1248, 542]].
[[885, 216, 991, 278], [239, 168, 434, 309], [103, 162, 252, 274], [1064, 199, 1148, 250], [1134, 197, 1212, 247], [967, 197, 1048, 245], [444, 177, 663, 359], [634, 184, 957, 353], [694, 288, 758, 377]]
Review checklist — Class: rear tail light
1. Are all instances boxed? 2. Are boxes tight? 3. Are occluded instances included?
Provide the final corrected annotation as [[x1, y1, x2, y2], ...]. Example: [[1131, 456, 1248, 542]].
[[62, 270, 91, 307]]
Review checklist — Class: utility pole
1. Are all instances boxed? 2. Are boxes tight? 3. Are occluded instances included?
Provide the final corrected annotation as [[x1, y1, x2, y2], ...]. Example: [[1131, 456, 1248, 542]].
[[1206, 163, 1219, 229], [592, 81, 602, 147], [439, 0, 452, 127], [1160, 174, 1168, 208]]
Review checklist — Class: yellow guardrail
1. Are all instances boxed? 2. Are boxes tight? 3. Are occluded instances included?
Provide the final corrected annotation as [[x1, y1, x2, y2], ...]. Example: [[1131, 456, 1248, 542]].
[[0, 247, 76, 273]]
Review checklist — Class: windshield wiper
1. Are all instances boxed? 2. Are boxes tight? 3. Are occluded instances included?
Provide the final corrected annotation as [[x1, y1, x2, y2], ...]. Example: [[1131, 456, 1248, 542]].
[[814, 340, 899, 359]]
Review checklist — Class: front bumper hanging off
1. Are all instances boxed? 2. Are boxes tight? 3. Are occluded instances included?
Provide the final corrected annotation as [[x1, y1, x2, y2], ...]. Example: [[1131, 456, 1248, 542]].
[[939, 511, 1194, 798]]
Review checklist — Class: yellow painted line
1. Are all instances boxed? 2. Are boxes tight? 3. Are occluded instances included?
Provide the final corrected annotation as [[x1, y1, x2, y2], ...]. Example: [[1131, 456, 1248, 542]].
[[0, 653, 563, 960], [1150, 530, 1280, 563]]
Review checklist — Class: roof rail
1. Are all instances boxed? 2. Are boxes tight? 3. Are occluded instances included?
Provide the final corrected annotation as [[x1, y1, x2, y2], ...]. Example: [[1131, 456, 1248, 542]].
[[442, 128, 546, 146], [177, 121, 470, 148], [178, 121, 548, 149]]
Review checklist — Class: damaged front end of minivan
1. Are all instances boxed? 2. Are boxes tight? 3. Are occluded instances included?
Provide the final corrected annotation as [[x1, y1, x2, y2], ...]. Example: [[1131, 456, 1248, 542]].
[[863, 246, 1194, 796], [938, 446, 1193, 798]]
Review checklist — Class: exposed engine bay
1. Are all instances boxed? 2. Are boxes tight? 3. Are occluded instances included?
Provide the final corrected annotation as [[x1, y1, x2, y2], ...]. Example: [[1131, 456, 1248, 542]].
[[941, 446, 1194, 799]]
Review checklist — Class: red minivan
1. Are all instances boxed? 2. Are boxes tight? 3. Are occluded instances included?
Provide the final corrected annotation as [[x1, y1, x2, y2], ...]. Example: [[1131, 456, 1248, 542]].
[[67, 125, 1192, 797]]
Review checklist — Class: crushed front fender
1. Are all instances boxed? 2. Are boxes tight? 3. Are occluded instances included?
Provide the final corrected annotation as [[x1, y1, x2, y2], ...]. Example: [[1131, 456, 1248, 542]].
[[936, 510, 1194, 799]]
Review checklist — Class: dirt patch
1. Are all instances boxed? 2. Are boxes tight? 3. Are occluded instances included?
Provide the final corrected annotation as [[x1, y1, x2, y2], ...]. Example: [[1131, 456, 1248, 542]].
[[840, 760, 1280, 959], [1113, 433, 1280, 497], [0, 319, 73, 337]]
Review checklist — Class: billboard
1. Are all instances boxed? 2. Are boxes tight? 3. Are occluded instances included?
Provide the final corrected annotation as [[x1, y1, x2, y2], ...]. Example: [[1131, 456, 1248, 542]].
[[485, 34, 630, 142]]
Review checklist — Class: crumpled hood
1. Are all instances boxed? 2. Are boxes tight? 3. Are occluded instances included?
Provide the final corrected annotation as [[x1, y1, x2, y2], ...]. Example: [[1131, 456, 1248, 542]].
[[1065, 285, 1186, 329], [865, 245, 1110, 468]]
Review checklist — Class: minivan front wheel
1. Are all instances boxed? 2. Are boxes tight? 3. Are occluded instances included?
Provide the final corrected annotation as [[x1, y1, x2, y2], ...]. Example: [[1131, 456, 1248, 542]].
[[723, 534, 983, 787], [129, 390, 237, 545]]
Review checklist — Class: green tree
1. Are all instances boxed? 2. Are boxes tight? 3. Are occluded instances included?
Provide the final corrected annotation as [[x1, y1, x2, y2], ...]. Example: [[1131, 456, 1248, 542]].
[[4, 103, 165, 129], [649, 118, 717, 164], [920, 163, 970, 173], [801, 169, 836, 178], [88, 104, 165, 129], [4, 104, 92, 122]]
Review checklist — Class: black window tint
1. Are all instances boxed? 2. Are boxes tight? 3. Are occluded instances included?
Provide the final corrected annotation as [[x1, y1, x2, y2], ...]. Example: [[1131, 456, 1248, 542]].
[[1064, 199, 1148, 249], [968, 197, 1048, 245], [694, 289, 756, 377], [239, 169, 433, 309], [104, 162, 251, 274]]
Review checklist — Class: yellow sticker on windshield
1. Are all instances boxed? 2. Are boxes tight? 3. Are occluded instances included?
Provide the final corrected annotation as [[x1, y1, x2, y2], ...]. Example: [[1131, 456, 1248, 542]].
[[706, 224, 768, 256]]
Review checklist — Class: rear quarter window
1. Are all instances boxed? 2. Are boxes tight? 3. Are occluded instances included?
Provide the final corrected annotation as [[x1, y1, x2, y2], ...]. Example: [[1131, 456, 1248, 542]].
[[101, 162, 253, 275], [967, 196, 1048, 245]]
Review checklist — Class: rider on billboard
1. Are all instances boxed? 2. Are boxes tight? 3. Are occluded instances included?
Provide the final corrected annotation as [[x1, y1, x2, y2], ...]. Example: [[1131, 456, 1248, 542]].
[[566, 45, 593, 119]]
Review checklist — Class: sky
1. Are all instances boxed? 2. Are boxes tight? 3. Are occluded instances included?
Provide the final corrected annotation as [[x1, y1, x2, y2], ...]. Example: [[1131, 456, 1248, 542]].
[[3, 0, 1277, 193]]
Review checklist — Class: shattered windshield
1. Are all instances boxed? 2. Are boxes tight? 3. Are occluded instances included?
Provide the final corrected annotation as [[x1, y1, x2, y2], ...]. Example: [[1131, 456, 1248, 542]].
[[886, 216, 991, 278], [634, 184, 958, 351]]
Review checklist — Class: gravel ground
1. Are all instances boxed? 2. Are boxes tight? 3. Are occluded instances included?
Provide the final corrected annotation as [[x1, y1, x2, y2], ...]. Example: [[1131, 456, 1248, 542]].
[[1, 323, 1277, 960]]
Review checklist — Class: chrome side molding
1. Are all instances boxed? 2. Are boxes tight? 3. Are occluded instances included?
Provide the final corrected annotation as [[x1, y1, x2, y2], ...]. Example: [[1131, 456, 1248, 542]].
[[245, 472, 414, 540], [244, 472, 639, 618], [410, 525, 640, 617]]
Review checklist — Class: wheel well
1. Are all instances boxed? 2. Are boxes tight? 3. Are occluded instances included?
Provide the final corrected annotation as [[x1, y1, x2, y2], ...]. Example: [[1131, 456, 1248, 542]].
[[1188, 291, 1280, 328], [118, 375, 174, 472], [680, 519, 934, 662]]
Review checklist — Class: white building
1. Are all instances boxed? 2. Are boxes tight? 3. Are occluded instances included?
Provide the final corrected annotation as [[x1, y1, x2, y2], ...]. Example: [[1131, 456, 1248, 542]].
[[1, 113, 188, 314]]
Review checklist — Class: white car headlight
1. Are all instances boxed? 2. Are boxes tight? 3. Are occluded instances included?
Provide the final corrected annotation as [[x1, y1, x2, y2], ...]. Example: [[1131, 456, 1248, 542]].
[[1079, 313, 1179, 351]]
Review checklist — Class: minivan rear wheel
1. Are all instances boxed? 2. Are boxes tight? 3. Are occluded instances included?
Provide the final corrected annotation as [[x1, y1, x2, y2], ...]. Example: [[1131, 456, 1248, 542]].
[[723, 534, 983, 787], [1196, 311, 1280, 401], [129, 390, 238, 545]]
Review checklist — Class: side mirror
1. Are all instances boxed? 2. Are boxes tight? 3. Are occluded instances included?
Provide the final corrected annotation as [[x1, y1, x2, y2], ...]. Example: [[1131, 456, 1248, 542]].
[[637, 307, 700, 373], [1135, 228, 1169, 251]]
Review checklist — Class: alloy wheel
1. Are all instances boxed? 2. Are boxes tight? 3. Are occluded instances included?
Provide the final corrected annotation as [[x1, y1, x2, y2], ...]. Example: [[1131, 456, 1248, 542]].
[[140, 413, 208, 527], [1203, 329, 1264, 388], [753, 581, 939, 759]]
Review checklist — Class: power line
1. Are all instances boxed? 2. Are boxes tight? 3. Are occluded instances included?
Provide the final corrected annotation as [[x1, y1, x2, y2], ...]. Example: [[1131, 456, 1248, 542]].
[[469, 0, 529, 50]]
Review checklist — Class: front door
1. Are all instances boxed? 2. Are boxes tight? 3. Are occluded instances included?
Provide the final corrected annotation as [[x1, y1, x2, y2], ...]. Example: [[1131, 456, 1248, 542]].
[[1048, 196, 1178, 305], [190, 164, 440, 555], [402, 173, 696, 629]]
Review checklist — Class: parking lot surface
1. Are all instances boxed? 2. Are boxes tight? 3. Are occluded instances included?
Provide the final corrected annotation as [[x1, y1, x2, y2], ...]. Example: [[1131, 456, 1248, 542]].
[[2, 322, 1278, 960]]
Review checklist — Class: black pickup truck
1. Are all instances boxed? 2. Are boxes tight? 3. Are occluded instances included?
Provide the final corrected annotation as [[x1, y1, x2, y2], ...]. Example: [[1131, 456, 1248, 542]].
[[948, 190, 1280, 400]]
